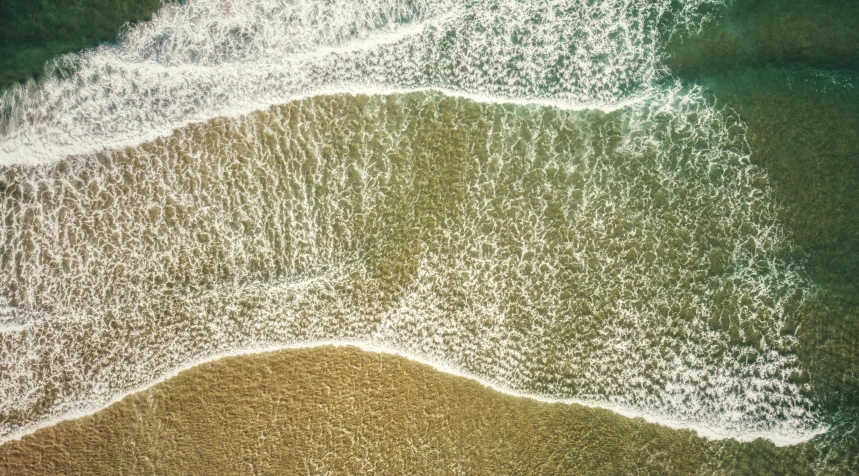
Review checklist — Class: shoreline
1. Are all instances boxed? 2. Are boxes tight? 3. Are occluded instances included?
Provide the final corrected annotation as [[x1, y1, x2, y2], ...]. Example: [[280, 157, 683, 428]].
[[0, 85, 654, 167], [0, 340, 826, 449]]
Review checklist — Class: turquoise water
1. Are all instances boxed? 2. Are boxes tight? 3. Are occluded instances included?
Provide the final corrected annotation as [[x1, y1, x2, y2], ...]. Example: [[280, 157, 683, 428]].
[[1, 0, 858, 472]]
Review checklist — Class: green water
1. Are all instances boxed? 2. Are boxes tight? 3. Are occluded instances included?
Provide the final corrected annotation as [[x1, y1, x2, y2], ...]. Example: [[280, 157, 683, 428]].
[[676, 0, 859, 411], [704, 68, 859, 409], [667, 0, 859, 76], [0, 0, 164, 89], [1, 0, 859, 473], [664, 0, 859, 471]]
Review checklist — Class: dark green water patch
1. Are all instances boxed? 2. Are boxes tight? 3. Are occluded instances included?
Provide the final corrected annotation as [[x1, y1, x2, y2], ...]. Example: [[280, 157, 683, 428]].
[[703, 69, 859, 277], [0, 0, 165, 91], [666, 0, 859, 78], [665, 0, 859, 419], [688, 66, 859, 473], [695, 67, 859, 416], [668, 2, 859, 463]]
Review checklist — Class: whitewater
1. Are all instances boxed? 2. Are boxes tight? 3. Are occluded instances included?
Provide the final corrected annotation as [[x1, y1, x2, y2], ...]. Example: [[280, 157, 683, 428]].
[[0, 0, 826, 447], [0, 0, 719, 165]]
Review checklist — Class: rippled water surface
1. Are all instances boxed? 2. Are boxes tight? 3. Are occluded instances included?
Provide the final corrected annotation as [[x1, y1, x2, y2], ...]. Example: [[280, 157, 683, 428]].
[[1, 0, 858, 473]]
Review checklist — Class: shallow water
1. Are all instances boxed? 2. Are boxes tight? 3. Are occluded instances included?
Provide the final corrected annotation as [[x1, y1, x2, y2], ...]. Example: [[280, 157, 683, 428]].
[[0, 346, 718, 475], [0, 89, 821, 444], [1, 346, 857, 474], [1, 0, 858, 472]]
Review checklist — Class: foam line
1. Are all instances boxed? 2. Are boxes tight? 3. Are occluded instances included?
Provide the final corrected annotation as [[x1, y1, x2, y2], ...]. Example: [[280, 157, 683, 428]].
[[0, 83, 655, 167], [0, 341, 827, 448], [0, 0, 723, 165]]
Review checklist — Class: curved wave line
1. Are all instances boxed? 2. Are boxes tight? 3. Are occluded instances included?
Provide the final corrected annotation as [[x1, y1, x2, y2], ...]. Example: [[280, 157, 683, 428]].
[[0, 339, 828, 448], [0, 84, 655, 167]]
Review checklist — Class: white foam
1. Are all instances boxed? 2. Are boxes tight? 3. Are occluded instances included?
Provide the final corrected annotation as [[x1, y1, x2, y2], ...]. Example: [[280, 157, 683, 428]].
[[0, 89, 824, 447], [0, 0, 825, 450], [0, 341, 827, 447], [0, 0, 723, 165]]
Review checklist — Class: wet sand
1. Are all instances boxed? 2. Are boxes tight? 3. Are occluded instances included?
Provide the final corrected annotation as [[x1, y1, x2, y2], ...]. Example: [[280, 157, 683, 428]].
[[2, 0, 859, 473], [0, 345, 714, 475]]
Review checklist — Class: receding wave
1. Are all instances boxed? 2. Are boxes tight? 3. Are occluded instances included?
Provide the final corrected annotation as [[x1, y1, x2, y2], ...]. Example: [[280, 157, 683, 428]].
[[0, 88, 821, 445]]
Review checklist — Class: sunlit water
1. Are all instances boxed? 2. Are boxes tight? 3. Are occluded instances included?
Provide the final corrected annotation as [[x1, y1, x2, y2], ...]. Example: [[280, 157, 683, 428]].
[[1, 0, 856, 463]]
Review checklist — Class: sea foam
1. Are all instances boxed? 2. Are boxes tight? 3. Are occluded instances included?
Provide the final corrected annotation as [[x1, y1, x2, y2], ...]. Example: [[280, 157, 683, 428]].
[[0, 0, 723, 165], [0, 0, 824, 449], [1, 88, 822, 446]]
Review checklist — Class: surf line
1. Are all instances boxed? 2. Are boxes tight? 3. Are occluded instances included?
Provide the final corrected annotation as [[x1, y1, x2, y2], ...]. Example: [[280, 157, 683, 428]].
[[0, 338, 828, 448], [0, 82, 657, 168]]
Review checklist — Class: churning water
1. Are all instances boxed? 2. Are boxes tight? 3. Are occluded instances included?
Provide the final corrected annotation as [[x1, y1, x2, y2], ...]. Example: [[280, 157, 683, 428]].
[[0, 0, 723, 164], [0, 0, 843, 452]]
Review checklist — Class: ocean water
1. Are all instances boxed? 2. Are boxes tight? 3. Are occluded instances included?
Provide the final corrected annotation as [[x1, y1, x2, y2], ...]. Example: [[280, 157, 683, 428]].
[[0, 0, 164, 89], [0, 0, 858, 472]]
